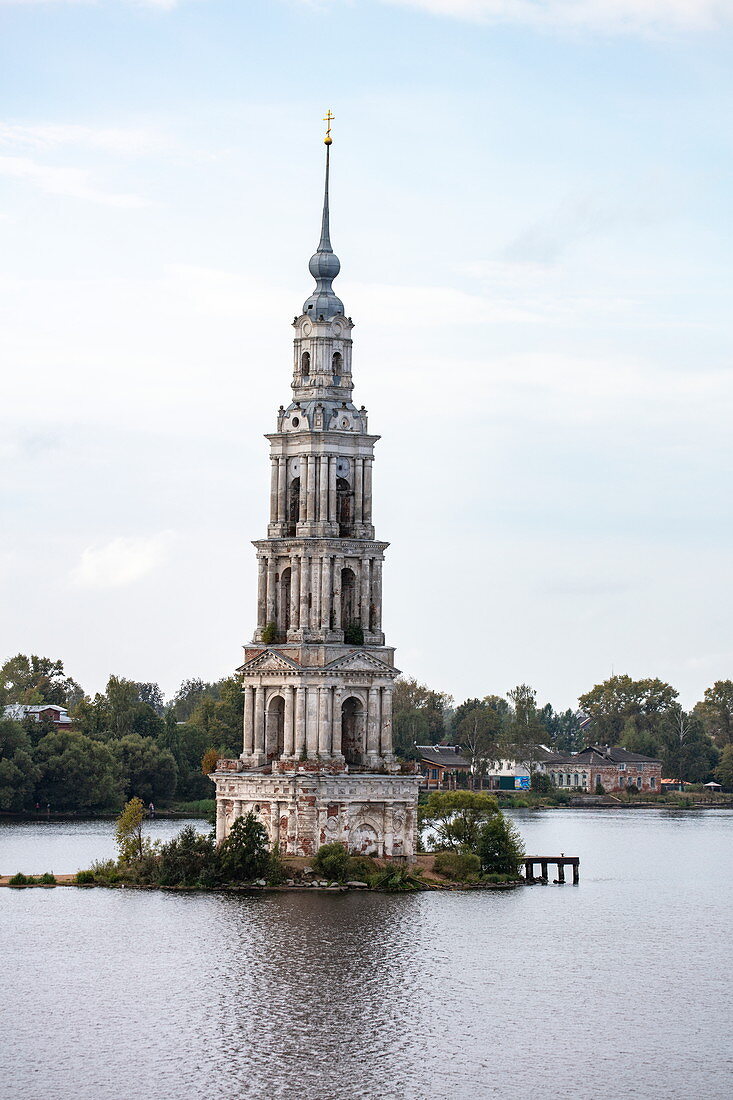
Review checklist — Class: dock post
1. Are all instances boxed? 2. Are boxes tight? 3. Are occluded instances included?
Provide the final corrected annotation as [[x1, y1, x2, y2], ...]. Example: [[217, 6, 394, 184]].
[[557, 862, 565, 884], [540, 860, 548, 882], [573, 861, 579, 885]]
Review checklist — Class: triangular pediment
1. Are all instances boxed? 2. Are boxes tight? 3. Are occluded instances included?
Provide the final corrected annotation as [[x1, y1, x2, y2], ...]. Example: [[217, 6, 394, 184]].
[[325, 651, 398, 676], [239, 650, 301, 673]]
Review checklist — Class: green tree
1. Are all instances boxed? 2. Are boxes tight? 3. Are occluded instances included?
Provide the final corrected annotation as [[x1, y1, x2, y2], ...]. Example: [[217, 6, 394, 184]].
[[110, 734, 178, 804], [392, 677, 453, 755], [456, 699, 503, 784], [34, 730, 120, 812], [218, 813, 271, 882], [659, 706, 716, 784], [477, 814, 525, 876], [506, 684, 546, 773], [715, 744, 733, 789], [158, 824, 218, 887], [695, 681, 733, 747], [420, 790, 499, 852], [538, 705, 583, 753], [578, 675, 678, 745], [0, 718, 39, 811], [0, 653, 83, 707], [115, 797, 149, 864], [168, 678, 220, 722]]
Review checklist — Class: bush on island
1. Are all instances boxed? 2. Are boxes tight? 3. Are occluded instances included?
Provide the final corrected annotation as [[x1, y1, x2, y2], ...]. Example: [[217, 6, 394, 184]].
[[218, 812, 271, 883], [312, 842, 351, 882], [419, 790, 500, 851], [477, 815, 525, 877], [432, 850, 481, 882]]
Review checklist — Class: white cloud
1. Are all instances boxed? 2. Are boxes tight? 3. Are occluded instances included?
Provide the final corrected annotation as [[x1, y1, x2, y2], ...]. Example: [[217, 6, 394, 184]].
[[0, 154, 147, 206], [0, 122, 165, 156], [379, 0, 732, 32], [70, 533, 174, 589]]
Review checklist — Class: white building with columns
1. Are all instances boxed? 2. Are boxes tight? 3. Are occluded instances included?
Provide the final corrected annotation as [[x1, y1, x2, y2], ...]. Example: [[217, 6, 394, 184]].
[[211, 126, 420, 860]]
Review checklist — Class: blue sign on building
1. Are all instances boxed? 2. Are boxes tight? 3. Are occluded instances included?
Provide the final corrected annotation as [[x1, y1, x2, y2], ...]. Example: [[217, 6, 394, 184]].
[[515, 776, 530, 790]]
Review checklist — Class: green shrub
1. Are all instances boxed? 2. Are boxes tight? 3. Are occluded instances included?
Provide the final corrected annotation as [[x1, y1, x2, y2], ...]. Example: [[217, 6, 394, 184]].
[[481, 872, 517, 883], [158, 824, 218, 888], [261, 621, 278, 644], [9, 872, 33, 886], [433, 850, 481, 882], [313, 842, 351, 882], [218, 812, 271, 882], [39, 873, 56, 885], [89, 860, 120, 884], [477, 813, 525, 876], [75, 870, 95, 884], [267, 850, 286, 885], [346, 854, 380, 881], [531, 772, 554, 793], [369, 865, 425, 892], [551, 791, 571, 806]]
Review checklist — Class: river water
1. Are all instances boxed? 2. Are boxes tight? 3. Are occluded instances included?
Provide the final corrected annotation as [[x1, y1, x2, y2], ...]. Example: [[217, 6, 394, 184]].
[[1, 808, 731, 1099]]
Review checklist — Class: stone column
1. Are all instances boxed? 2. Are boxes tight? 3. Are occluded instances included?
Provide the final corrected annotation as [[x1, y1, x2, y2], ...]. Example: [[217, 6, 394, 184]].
[[290, 555, 300, 631], [216, 796, 227, 844], [360, 558, 371, 631], [372, 558, 383, 631], [270, 801, 280, 851], [299, 555, 310, 632], [320, 555, 331, 631], [332, 555, 344, 631], [354, 458, 364, 526], [318, 686, 331, 756], [283, 685, 295, 757], [277, 456, 287, 523], [367, 686, 380, 760], [294, 686, 306, 758], [380, 686, 393, 757], [310, 557, 321, 630], [319, 455, 329, 524], [266, 557, 277, 626], [383, 804, 394, 858], [256, 556, 267, 629], [328, 455, 337, 523], [298, 462, 306, 523], [306, 687, 319, 758], [331, 687, 342, 757], [363, 458, 373, 525], [269, 458, 278, 524], [242, 685, 254, 757], [253, 686, 265, 759], [306, 455, 316, 523]]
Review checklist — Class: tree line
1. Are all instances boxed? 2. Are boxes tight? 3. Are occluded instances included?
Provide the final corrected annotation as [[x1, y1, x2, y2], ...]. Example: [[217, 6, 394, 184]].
[[393, 673, 733, 788], [0, 654, 243, 813], [2, 654, 733, 813]]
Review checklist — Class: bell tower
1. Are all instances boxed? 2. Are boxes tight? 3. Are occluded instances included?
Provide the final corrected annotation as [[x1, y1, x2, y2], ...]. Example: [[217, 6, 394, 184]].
[[212, 117, 420, 859]]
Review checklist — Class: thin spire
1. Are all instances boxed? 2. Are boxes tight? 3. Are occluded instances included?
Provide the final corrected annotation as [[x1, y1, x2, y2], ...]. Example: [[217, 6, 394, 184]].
[[318, 142, 332, 253], [302, 110, 343, 320]]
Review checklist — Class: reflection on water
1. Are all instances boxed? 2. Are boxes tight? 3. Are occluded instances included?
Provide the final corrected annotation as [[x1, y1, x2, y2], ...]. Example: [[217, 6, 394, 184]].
[[2, 810, 732, 1099]]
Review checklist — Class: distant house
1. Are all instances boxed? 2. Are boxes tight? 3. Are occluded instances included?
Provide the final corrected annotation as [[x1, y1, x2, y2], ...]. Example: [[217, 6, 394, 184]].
[[3, 703, 72, 729], [417, 745, 471, 789], [539, 745, 661, 793]]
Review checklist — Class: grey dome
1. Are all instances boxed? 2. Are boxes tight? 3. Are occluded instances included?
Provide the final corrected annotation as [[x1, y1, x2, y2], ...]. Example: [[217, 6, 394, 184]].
[[301, 143, 344, 321]]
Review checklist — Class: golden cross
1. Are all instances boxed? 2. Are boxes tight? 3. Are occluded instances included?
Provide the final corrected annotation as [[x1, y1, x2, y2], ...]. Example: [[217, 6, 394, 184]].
[[323, 109, 335, 145]]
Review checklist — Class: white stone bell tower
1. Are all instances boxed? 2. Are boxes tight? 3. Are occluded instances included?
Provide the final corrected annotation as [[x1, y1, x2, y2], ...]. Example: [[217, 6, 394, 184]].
[[211, 116, 420, 859]]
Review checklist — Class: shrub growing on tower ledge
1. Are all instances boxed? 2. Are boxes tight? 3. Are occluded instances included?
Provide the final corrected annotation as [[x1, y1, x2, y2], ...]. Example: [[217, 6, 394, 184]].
[[343, 622, 364, 645], [261, 622, 278, 645]]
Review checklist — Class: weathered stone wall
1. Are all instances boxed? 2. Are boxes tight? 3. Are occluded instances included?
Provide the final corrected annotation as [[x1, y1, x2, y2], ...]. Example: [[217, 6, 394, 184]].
[[212, 768, 420, 861]]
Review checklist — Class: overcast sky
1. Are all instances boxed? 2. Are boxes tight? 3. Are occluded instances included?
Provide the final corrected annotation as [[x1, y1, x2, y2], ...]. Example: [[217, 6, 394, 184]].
[[1, 0, 731, 712]]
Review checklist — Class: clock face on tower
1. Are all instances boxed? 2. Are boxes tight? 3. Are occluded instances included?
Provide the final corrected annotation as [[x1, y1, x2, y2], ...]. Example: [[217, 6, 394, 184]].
[[335, 458, 349, 478]]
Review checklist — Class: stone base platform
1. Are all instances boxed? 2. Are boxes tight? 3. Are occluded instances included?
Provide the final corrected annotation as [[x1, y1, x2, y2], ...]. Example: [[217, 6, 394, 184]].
[[212, 765, 421, 859]]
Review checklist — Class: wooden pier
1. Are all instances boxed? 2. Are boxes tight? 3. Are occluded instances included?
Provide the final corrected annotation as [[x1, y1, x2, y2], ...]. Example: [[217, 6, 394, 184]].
[[524, 856, 579, 884]]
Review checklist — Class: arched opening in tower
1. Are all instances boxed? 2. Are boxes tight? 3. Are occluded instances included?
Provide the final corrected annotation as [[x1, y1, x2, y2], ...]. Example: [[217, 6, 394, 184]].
[[341, 567, 356, 632], [288, 477, 300, 536], [265, 695, 285, 761], [301, 351, 310, 376], [332, 351, 342, 379], [336, 477, 353, 536], [341, 696, 364, 766], [279, 567, 291, 632]]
